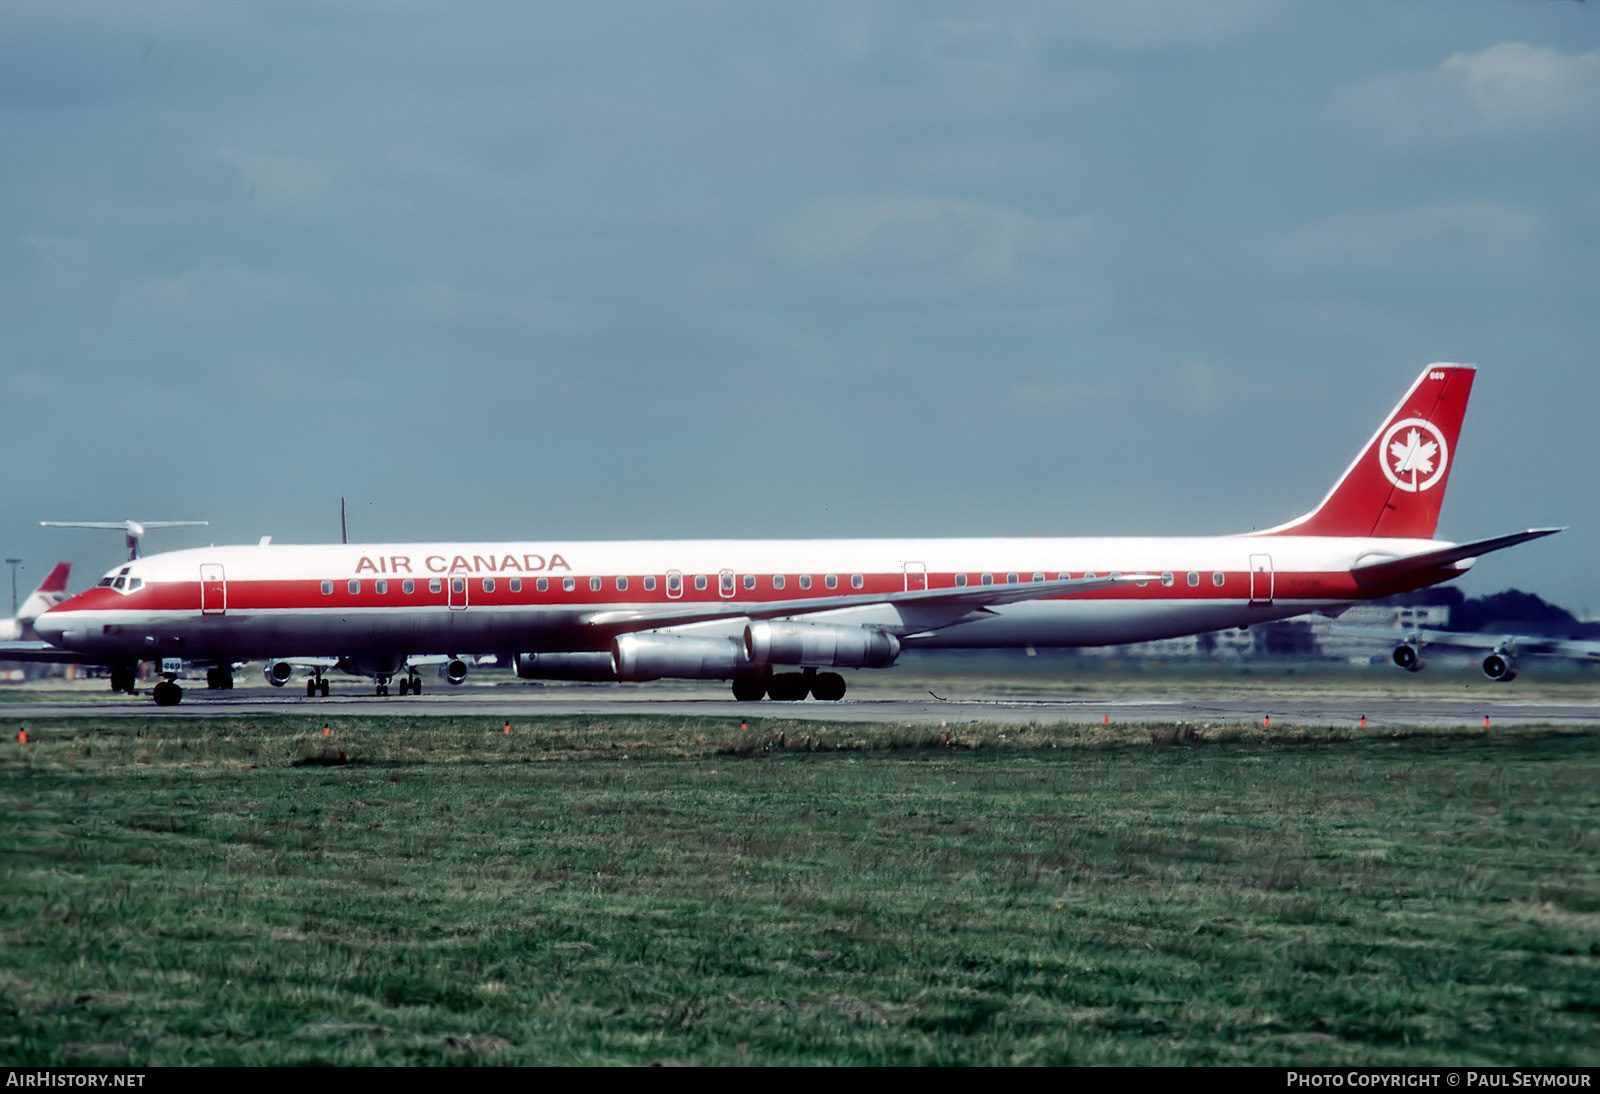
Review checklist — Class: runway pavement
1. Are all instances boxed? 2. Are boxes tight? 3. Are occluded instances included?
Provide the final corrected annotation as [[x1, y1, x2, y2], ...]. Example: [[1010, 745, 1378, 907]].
[[2, 682, 1595, 728]]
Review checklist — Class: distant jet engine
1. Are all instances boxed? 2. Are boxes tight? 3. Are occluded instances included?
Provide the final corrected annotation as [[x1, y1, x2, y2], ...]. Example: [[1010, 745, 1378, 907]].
[[439, 658, 470, 685], [514, 652, 618, 681], [265, 660, 295, 687], [1392, 644, 1426, 673], [744, 621, 901, 668], [1481, 652, 1518, 682], [611, 634, 745, 682]]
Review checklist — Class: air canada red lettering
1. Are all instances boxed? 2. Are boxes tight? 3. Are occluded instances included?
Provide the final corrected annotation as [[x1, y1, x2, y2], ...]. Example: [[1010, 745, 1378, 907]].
[[355, 557, 380, 574], [450, 555, 471, 572], [522, 554, 546, 571], [549, 553, 571, 572], [390, 556, 413, 573], [499, 555, 521, 571], [472, 555, 496, 572], [426, 555, 447, 573]]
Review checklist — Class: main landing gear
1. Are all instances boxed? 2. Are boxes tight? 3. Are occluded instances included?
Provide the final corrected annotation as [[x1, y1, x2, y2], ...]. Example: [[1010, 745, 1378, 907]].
[[731, 668, 847, 702], [206, 667, 234, 690], [396, 673, 423, 696], [306, 672, 330, 698], [109, 664, 138, 695]]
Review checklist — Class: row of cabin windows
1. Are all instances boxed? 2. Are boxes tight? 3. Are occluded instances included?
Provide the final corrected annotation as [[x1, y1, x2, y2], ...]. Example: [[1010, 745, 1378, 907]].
[[319, 570, 1232, 597]]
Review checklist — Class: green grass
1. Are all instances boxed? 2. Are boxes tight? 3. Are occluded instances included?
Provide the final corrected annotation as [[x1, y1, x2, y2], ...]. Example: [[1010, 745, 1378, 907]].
[[3, 715, 1598, 1065]]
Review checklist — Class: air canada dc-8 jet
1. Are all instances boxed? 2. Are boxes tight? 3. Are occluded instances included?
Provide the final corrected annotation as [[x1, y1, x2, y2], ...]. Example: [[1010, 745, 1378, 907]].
[[30, 364, 1560, 706]]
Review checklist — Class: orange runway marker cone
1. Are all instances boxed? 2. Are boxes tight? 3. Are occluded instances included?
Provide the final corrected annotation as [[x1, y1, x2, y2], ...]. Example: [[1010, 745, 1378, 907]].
[[16, 729, 27, 744], [1263, 715, 1271, 729], [740, 721, 747, 731], [323, 725, 330, 738], [1359, 716, 1367, 728], [1102, 715, 1109, 726], [1484, 715, 1491, 730], [503, 721, 510, 735]]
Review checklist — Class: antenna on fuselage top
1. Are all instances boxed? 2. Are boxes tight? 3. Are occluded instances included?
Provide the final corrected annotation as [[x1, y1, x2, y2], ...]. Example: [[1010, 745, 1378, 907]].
[[41, 520, 208, 561], [341, 498, 348, 545]]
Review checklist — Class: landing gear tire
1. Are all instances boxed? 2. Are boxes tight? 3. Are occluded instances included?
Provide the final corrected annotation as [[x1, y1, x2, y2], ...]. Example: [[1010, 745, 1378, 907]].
[[110, 666, 137, 694], [319, 679, 330, 697], [410, 678, 422, 696], [152, 681, 183, 707], [768, 672, 810, 702], [398, 677, 411, 696], [731, 677, 767, 702], [307, 679, 318, 698], [811, 672, 846, 702]]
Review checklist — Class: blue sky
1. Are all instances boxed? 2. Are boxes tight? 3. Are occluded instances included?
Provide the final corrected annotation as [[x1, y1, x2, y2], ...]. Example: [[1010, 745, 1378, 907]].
[[2, 1, 1595, 612]]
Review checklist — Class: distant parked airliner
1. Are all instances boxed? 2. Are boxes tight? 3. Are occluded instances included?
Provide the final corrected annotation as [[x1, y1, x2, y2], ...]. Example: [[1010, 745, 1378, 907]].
[[27, 365, 1560, 705]]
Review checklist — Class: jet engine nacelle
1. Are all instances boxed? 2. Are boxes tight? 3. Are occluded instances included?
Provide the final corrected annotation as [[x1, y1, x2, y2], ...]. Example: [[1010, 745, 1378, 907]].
[[265, 660, 295, 687], [611, 634, 745, 682], [438, 658, 471, 685], [514, 652, 618, 681], [1481, 652, 1518, 682], [744, 621, 901, 668], [1392, 644, 1427, 673]]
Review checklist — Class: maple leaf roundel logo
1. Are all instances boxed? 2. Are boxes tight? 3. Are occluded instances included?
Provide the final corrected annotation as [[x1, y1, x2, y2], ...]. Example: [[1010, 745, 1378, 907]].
[[1378, 417, 1449, 493]]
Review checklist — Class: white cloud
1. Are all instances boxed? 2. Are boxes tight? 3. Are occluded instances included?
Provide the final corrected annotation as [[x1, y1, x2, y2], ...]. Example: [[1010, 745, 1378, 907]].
[[213, 147, 338, 205], [1276, 201, 1541, 267], [1332, 42, 1600, 144], [771, 193, 1089, 281]]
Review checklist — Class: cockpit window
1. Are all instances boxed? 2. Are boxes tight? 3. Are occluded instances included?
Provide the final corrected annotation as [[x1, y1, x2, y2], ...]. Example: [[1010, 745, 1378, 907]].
[[97, 576, 115, 587], [112, 577, 126, 590], [127, 578, 142, 592]]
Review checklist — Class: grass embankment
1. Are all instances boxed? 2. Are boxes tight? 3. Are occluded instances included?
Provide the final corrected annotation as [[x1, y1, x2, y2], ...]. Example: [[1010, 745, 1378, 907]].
[[3, 716, 1598, 1065]]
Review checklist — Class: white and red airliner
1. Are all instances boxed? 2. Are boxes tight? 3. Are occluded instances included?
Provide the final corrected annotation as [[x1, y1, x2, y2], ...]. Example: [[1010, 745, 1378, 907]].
[[29, 364, 1559, 705]]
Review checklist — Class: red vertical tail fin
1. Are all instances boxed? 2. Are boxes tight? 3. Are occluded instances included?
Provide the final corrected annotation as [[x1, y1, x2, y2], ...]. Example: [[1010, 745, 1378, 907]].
[[35, 563, 71, 595], [1263, 364, 1475, 539]]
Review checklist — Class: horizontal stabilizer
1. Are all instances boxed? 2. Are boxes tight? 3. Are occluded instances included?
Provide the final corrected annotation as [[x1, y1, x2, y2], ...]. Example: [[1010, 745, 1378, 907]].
[[1352, 528, 1563, 588]]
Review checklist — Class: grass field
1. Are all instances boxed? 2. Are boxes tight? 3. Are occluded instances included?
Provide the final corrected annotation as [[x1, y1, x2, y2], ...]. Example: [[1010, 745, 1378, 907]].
[[3, 714, 1598, 1065]]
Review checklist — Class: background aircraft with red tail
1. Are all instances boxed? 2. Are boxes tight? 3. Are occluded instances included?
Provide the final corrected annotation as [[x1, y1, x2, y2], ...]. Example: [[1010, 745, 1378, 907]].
[[27, 364, 1561, 705]]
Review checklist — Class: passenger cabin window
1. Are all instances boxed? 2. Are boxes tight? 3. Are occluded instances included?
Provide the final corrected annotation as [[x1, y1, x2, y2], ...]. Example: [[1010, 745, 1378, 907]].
[[536, 577, 548, 592], [1006, 573, 1018, 584], [321, 580, 333, 595], [482, 578, 494, 593], [590, 577, 602, 592], [1083, 572, 1096, 580], [824, 574, 838, 590], [1033, 573, 1045, 583], [850, 574, 863, 589], [773, 575, 786, 590], [694, 575, 707, 591], [720, 572, 734, 594], [376, 580, 388, 594], [743, 574, 756, 590], [1187, 572, 1199, 587], [666, 573, 680, 594], [1057, 573, 1069, 581], [1161, 572, 1174, 587], [348, 580, 360, 595], [430, 578, 442, 594], [509, 578, 522, 593], [451, 578, 465, 594], [1212, 572, 1224, 587], [403, 579, 415, 594], [617, 577, 628, 591], [643, 576, 655, 592], [799, 575, 812, 590], [980, 573, 993, 586], [563, 577, 575, 592], [955, 574, 968, 587]]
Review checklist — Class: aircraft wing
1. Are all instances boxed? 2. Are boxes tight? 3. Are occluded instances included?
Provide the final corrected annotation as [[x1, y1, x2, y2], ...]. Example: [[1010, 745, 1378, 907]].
[[1351, 528, 1563, 589], [0, 641, 111, 666], [1407, 629, 1600, 660], [582, 572, 1156, 635]]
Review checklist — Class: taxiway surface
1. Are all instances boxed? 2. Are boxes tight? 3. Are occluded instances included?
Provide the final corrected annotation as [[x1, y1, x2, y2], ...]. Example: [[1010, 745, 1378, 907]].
[[2, 683, 1595, 729]]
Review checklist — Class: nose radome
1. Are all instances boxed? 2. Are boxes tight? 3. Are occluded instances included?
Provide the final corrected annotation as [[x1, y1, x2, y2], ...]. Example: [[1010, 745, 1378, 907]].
[[33, 610, 66, 645]]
